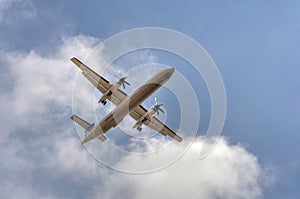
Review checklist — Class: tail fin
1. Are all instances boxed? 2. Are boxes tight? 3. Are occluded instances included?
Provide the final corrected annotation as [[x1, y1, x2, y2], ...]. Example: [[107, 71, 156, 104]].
[[70, 115, 107, 142]]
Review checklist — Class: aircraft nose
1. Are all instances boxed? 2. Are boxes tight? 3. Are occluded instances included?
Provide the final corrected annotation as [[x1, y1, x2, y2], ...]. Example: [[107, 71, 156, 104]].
[[169, 67, 175, 75]]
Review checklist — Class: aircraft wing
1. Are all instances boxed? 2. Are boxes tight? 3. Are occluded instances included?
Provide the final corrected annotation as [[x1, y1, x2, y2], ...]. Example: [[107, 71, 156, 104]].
[[71, 57, 182, 142], [71, 57, 127, 105], [130, 105, 183, 142]]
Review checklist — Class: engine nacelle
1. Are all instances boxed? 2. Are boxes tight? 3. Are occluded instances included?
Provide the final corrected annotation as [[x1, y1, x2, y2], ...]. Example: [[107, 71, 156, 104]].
[[132, 109, 156, 129], [98, 83, 122, 104]]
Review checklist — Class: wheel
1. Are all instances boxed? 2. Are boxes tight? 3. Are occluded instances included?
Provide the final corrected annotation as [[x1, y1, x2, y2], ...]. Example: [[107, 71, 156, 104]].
[[107, 91, 112, 96], [102, 100, 107, 105]]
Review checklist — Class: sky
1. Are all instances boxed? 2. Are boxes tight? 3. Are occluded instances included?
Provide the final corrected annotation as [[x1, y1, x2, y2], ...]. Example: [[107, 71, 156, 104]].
[[0, 0, 300, 198]]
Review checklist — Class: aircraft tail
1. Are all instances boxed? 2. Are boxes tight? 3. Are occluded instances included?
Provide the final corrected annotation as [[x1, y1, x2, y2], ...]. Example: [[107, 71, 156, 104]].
[[70, 115, 107, 142]]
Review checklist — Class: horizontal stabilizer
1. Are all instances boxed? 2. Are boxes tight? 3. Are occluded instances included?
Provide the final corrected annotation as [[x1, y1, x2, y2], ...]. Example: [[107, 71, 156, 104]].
[[70, 115, 91, 130], [71, 115, 107, 143]]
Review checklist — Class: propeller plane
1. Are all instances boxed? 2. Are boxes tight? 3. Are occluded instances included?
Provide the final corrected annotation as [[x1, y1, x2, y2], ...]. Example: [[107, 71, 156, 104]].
[[70, 57, 182, 144]]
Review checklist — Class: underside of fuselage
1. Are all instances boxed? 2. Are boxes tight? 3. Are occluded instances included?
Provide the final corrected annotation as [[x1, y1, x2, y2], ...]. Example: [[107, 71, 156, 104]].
[[79, 67, 176, 144]]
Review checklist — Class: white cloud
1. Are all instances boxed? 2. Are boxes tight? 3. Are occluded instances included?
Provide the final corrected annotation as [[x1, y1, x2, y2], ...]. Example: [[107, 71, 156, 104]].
[[100, 138, 264, 199], [53, 135, 107, 178], [0, 34, 99, 139], [0, 35, 106, 199]]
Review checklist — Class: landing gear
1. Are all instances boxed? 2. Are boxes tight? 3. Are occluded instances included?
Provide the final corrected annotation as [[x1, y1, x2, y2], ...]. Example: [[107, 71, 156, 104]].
[[107, 91, 112, 96], [137, 126, 142, 132], [101, 100, 107, 105]]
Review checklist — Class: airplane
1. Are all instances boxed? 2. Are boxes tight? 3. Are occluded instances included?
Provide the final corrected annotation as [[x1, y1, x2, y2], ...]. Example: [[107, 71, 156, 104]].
[[70, 57, 182, 144]]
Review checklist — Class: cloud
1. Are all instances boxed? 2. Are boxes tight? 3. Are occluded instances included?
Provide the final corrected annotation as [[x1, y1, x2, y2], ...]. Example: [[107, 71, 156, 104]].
[[0, 34, 99, 140], [0, 0, 37, 25], [0, 34, 272, 199], [0, 34, 104, 199], [100, 137, 264, 199]]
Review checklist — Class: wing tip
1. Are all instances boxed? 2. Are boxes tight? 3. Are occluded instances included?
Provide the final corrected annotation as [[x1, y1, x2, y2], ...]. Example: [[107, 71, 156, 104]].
[[70, 57, 83, 68], [70, 115, 75, 121], [70, 56, 77, 62], [175, 135, 183, 142]]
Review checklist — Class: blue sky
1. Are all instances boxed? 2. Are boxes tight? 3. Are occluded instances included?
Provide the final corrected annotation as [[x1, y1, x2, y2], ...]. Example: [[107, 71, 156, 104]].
[[1, 1, 300, 198]]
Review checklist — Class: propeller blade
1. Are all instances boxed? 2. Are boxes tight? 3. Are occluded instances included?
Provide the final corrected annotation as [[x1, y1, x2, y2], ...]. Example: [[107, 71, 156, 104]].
[[158, 107, 165, 113], [124, 81, 131, 86], [122, 82, 125, 89]]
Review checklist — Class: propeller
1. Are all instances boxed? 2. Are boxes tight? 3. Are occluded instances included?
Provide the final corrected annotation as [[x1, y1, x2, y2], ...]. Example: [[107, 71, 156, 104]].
[[152, 97, 165, 116], [114, 72, 131, 89]]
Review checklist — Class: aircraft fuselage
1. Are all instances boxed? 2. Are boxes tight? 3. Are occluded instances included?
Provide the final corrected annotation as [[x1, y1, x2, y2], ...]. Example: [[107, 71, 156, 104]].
[[82, 67, 175, 143]]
